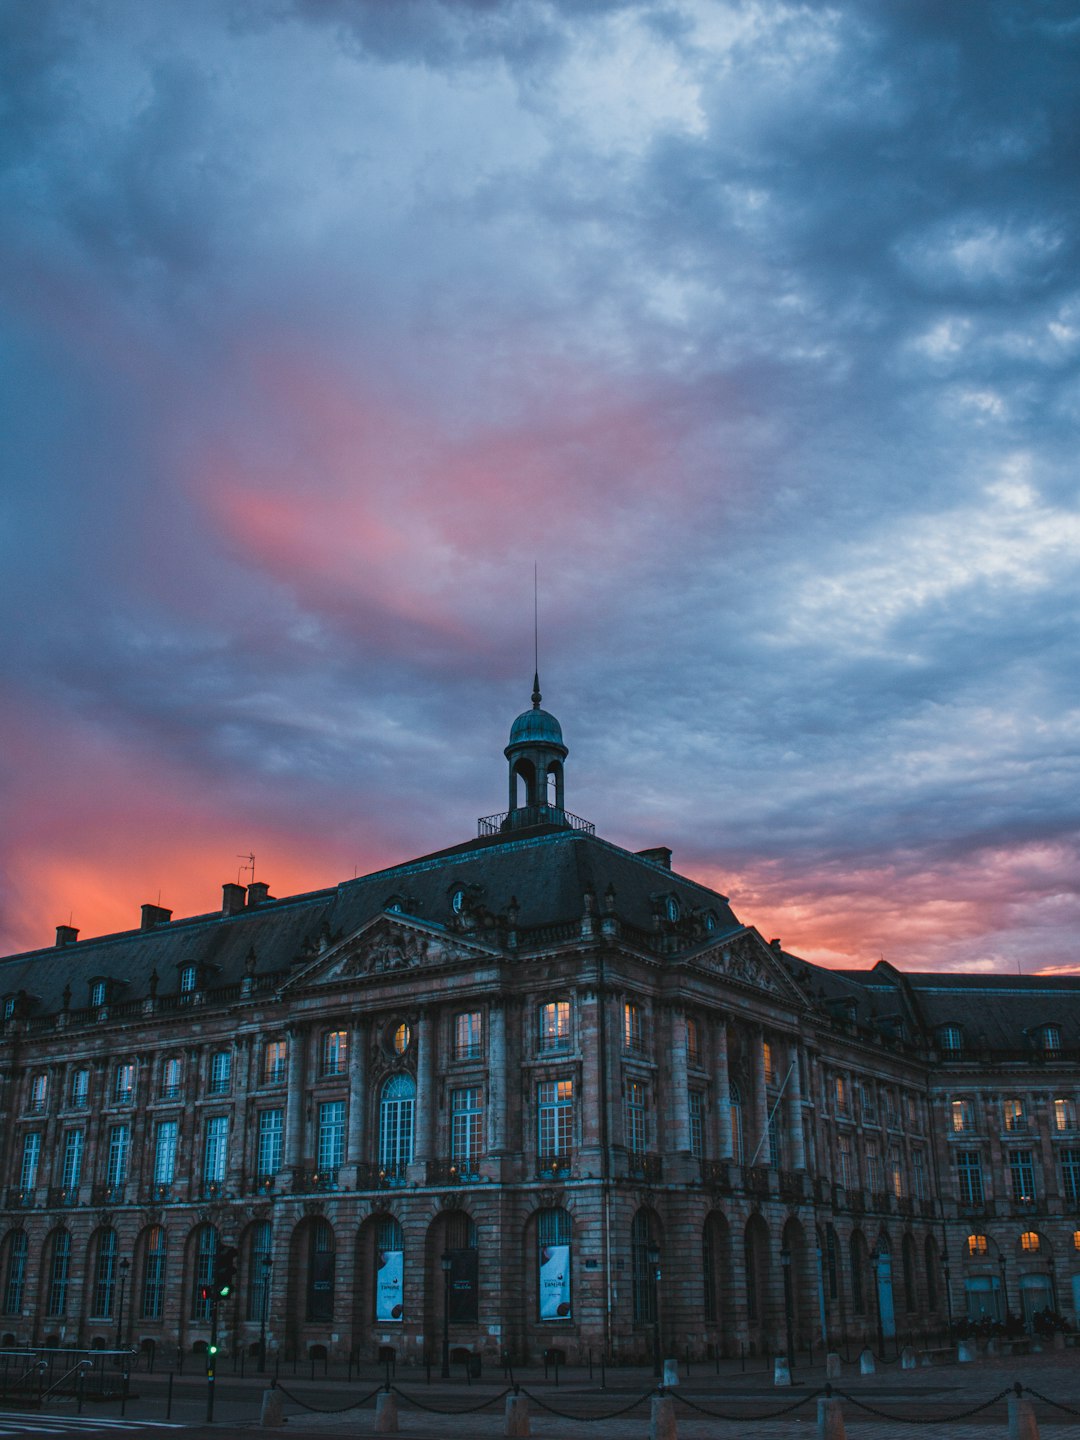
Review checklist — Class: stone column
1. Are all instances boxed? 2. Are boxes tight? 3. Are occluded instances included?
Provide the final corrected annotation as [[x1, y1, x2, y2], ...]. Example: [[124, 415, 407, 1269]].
[[347, 1018, 367, 1171], [715, 1018, 733, 1160], [414, 1009, 434, 1163], [580, 988, 603, 1164], [786, 1043, 806, 1171], [284, 1026, 306, 1169], [752, 1029, 769, 1167], [670, 1008, 691, 1154], [487, 1004, 507, 1155]]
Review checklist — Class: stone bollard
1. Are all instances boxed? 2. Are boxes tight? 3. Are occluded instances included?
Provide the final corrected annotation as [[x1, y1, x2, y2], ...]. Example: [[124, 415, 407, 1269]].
[[374, 1390, 399, 1433], [773, 1356, 791, 1387], [663, 1357, 680, 1388], [957, 1338, 976, 1364], [1008, 1392, 1040, 1440], [1052, 1331, 1065, 1352], [504, 1391, 530, 1437], [825, 1352, 842, 1379], [901, 1345, 917, 1370], [818, 1395, 847, 1439], [987, 1337, 999, 1357], [650, 1391, 677, 1440], [260, 1387, 285, 1427], [859, 1349, 875, 1375]]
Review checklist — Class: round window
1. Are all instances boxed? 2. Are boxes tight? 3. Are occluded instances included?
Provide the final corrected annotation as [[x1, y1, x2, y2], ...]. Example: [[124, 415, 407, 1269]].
[[666, 896, 680, 923], [393, 1022, 412, 1055], [451, 888, 465, 914]]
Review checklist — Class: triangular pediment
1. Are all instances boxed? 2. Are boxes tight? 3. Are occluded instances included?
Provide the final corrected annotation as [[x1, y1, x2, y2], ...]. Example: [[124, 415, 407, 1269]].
[[281, 911, 501, 991], [686, 926, 808, 1005]]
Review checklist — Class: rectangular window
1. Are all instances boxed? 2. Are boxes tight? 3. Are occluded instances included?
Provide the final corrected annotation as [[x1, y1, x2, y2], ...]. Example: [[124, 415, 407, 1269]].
[[686, 1017, 701, 1067], [1061, 1150, 1080, 1207], [762, 1040, 774, 1085], [860, 1083, 877, 1123], [951, 1099, 974, 1133], [141, 1229, 167, 1319], [957, 1150, 984, 1207], [689, 1091, 704, 1158], [1003, 1099, 1026, 1132], [454, 1011, 482, 1060], [322, 1029, 348, 1076], [106, 1125, 129, 1187], [209, 1051, 231, 1094], [834, 1076, 848, 1117], [70, 1069, 90, 1108], [1009, 1150, 1036, 1204], [160, 1057, 182, 1101], [889, 1145, 903, 1198], [450, 1088, 483, 1170], [46, 1232, 70, 1317], [258, 1109, 284, 1176], [29, 1075, 47, 1113], [203, 1116, 228, 1187], [114, 1062, 135, 1104], [865, 1140, 882, 1193], [538, 1079, 573, 1158], [623, 1003, 644, 1053], [317, 1100, 345, 1172], [93, 1231, 117, 1317], [154, 1121, 178, 1186], [912, 1148, 928, 1201], [837, 1134, 854, 1189], [19, 1133, 41, 1190], [625, 1079, 647, 1154], [1054, 1098, 1077, 1133], [539, 1001, 570, 1052], [264, 1039, 287, 1084], [61, 1131, 83, 1190]]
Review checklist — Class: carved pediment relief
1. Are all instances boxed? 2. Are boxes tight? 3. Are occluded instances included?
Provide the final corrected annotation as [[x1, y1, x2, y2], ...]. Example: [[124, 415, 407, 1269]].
[[691, 929, 805, 1004], [282, 913, 500, 991]]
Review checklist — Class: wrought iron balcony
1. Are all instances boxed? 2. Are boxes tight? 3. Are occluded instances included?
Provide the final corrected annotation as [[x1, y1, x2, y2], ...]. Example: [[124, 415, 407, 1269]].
[[428, 1158, 481, 1186], [6, 1188, 36, 1209], [291, 1168, 339, 1194], [47, 1187, 80, 1208], [742, 1165, 773, 1199], [627, 1153, 663, 1182], [356, 1161, 408, 1190], [537, 1154, 574, 1181], [477, 805, 594, 838], [91, 1183, 125, 1206], [779, 1170, 805, 1204], [700, 1159, 732, 1192]]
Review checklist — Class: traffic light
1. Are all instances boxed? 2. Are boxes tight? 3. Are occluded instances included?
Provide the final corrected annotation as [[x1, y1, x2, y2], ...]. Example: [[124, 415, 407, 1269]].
[[213, 1245, 238, 1299], [199, 1285, 210, 1302], [208, 1342, 219, 1356]]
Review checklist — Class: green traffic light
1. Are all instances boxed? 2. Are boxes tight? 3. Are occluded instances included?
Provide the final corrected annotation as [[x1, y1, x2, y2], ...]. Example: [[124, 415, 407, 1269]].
[[208, 1343, 218, 1355], [219, 1285, 231, 1297]]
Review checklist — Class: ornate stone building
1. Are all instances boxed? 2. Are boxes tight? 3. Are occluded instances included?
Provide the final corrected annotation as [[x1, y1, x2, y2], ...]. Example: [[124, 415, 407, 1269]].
[[0, 683, 1077, 1365]]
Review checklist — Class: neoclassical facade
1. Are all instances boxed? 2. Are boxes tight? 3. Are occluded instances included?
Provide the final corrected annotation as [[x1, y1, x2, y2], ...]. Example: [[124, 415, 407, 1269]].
[[0, 685, 1078, 1364]]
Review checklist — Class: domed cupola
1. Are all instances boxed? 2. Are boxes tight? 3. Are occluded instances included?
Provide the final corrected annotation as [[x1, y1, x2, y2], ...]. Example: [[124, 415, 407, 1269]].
[[503, 673, 569, 829]]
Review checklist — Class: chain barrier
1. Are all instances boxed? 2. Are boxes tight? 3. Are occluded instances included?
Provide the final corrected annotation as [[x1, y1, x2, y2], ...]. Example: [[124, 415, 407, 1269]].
[[1023, 1384, 1080, 1418], [391, 1383, 512, 1415], [674, 1386, 823, 1421], [834, 1385, 1012, 1425], [519, 1385, 657, 1420], [272, 1381, 384, 1414]]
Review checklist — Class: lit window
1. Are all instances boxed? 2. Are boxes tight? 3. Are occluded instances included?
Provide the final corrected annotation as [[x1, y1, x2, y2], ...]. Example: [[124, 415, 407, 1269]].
[[1003, 1099, 1026, 1132], [1020, 1231, 1040, 1253], [539, 1001, 570, 1053], [264, 1039, 287, 1084], [834, 1076, 849, 1116], [179, 965, 197, 994], [2, 998, 14, 1020], [951, 1099, 974, 1133], [114, 1062, 135, 1104], [762, 1041, 774, 1085], [90, 981, 107, 1008], [538, 1079, 574, 1160], [454, 1011, 482, 1061], [392, 1022, 411, 1055], [967, 1234, 988, 1255], [623, 1002, 644, 1053], [1054, 1098, 1077, 1132], [1073, 1231, 1080, 1251], [321, 1030, 348, 1076], [1009, 1151, 1037, 1205], [209, 1050, 231, 1094]]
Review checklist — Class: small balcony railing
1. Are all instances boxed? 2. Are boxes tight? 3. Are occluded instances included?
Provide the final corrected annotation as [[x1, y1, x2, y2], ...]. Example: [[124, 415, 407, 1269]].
[[627, 1153, 663, 1182], [91, 1183, 125, 1206], [537, 1154, 574, 1181], [846, 1187, 866, 1214], [47, 1187, 80, 1208], [427, 1158, 480, 1186], [6, 1187, 36, 1209], [356, 1161, 408, 1190], [145, 1182, 175, 1204], [291, 1168, 339, 1194], [742, 1165, 772, 1199], [779, 1171, 805, 1205], [700, 1159, 731, 1192], [158, 1086, 183, 1102]]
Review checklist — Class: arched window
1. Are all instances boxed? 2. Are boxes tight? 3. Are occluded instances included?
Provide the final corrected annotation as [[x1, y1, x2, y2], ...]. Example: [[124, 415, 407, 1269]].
[[537, 1208, 571, 1321], [729, 1082, 744, 1164], [141, 1227, 167, 1319], [902, 1235, 917, 1312], [307, 1219, 335, 1322], [375, 1216, 404, 1323], [379, 1075, 415, 1177], [825, 1224, 839, 1301], [444, 1212, 478, 1324], [246, 1221, 272, 1323], [2, 1232, 27, 1315], [191, 1225, 217, 1321], [631, 1210, 656, 1324], [46, 1230, 71, 1317], [92, 1229, 118, 1317]]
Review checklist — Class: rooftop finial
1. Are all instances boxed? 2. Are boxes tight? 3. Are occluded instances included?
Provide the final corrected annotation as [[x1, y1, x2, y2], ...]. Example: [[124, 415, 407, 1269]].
[[532, 561, 540, 707], [532, 670, 541, 709]]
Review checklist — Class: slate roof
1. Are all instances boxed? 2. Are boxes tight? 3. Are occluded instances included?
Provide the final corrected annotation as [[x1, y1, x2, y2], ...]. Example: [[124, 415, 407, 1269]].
[[0, 826, 742, 1021]]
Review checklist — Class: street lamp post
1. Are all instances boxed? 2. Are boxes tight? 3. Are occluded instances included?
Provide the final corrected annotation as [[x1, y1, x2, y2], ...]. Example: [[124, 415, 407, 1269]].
[[780, 1246, 795, 1371], [647, 1245, 661, 1378], [440, 1253, 452, 1379], [816, 1240, 829, 1354], [258, 1255, 273, 1373], [115, 1257, 130, 1353]]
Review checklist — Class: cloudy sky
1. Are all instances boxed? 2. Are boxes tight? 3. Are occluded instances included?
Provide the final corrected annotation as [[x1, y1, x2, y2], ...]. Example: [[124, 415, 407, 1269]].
[[2, 0, 1079, 973]]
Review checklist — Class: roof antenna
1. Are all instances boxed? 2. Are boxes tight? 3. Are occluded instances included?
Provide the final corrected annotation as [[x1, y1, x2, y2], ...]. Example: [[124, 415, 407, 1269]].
[[532, 561, 541, 709], [237, 852, 256, 886]]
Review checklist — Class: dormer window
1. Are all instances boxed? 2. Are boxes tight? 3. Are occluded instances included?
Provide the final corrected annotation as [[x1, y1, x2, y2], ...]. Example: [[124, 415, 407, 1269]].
[[665, 896, 680, 923], [90, 981, 107, 1009], [1039, 1025, 1062, 1056], [2, 997, 14, 1021], [704, 911, 718, 932], [938, 1025, 963, 1055], [451, 887, 466, 915], [179, 965, 198, 994]]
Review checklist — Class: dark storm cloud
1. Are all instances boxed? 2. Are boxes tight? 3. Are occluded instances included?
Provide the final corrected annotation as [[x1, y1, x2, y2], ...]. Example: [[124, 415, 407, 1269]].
[[1, 0, 1078, 972]]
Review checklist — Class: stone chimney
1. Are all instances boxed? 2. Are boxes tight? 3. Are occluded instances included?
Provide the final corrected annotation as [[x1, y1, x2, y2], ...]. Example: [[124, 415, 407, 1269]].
[[247, 881, 271, 907], [222, 883, 246, 916], [636, 846, 672, 870], [140, 904, 172, 931], [55, 924, 79, 948]]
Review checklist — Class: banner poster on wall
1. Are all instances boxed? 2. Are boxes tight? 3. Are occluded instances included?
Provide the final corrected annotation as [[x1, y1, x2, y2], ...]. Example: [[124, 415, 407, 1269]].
[[376, 1250, 404, 1322], [539, 1244, 571, 1320]]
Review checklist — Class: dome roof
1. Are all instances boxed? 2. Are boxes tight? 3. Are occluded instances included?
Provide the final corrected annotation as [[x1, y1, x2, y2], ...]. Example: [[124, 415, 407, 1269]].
[[509, 706, 564, 748]]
